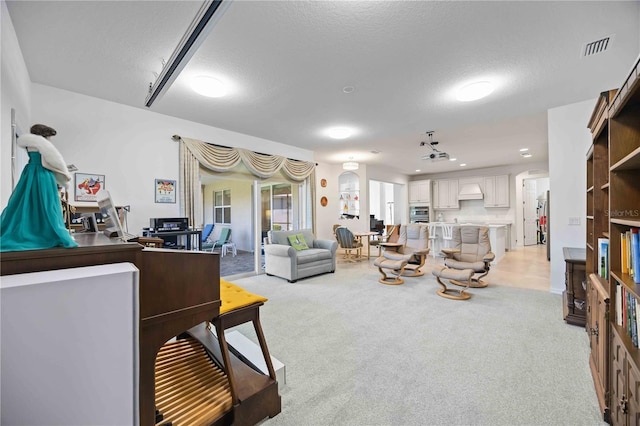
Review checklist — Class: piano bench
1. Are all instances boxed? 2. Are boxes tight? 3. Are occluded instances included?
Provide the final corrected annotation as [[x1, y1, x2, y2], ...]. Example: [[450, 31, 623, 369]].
[[220, 279, 267, 314]]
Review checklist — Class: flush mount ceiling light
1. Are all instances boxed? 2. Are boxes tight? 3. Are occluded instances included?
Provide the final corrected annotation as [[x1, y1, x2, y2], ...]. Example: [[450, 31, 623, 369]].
[[449, 158, 457, 162], [456, 81, 494, 102], [144, 0, 231, 107], [520, 148, 529, 152], [327, 127, 353, 139], [460, 163, 467, 167], [191, 76, 228, 97], [343, 158, 359, 170]]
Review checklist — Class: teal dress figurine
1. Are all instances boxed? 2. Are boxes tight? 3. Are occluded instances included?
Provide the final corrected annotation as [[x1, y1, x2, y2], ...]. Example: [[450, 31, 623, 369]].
[[0, 125, 78, 252]]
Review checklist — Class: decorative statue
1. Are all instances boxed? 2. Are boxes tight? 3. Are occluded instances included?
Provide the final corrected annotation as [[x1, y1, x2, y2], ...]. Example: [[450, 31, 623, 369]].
[[0, 124, 78, 251]]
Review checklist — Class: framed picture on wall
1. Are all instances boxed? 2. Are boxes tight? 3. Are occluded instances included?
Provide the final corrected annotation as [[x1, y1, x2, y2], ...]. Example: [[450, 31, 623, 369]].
[[155, 179, 176, 203], [74, 173, 105, 202]]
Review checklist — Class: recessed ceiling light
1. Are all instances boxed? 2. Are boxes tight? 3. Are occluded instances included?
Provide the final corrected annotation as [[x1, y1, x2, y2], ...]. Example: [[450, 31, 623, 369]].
[[326, 127, 353, 139], [456, 81, 494, 102], [415, 169, 421, 172], [191, 76, 228, 97], [519, 148, 529, 152], [460, 163, 467, 167], [521, 152, 532, 158], [343, 86, 355, 94], [449, 158, 457, 162]]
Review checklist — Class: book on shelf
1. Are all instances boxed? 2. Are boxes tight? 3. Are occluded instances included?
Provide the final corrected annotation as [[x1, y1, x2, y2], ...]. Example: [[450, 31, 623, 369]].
[[617, 284, 640, 348], [598, 238, 609, 280], [632, 228, 640, 284]]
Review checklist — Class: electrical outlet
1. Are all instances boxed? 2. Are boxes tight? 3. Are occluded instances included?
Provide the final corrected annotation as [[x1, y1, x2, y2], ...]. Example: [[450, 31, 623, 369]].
[[568, 217, 581, 225]]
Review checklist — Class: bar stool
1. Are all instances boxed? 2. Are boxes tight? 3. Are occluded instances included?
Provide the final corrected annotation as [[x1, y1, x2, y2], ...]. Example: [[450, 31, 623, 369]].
[[441, 224, 453, 250], [427, 223, 439, 258]]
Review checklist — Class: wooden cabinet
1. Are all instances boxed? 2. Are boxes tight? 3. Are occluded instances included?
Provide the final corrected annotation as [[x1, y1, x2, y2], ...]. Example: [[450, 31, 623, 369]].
[[409, 180, 431, 204], [611, 330, 640, 426], [563, 247, 587, 326], [586, 55, 640, 425], [587, 272, 610, 421], [483, 175, 509, 207], [433, 179, 459, 209]]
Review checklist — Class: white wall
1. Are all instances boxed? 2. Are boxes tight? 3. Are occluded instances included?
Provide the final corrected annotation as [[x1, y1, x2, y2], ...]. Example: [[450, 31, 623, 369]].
[[1, 1, 32, 208], [24, 84, 313, 235], [548, 98, 595, 294]]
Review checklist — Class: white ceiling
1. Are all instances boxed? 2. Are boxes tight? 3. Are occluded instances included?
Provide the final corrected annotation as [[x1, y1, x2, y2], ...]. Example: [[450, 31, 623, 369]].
[[6, 1, 640, 175]]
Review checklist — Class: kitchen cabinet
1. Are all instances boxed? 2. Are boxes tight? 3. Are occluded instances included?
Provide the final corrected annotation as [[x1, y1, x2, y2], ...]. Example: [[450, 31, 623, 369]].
[[433, 179, 459, 209], [409, 180, 431, 204], [483, 175, 509, 208]]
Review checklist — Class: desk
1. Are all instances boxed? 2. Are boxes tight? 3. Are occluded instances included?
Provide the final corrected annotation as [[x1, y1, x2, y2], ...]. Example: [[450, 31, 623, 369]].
[[354, 231, 379, 259], [148, 230, 202, 251]]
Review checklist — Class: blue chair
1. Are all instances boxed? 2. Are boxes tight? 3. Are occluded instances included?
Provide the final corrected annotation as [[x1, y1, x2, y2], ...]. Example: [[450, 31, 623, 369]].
[[200, 224, 215, 250]]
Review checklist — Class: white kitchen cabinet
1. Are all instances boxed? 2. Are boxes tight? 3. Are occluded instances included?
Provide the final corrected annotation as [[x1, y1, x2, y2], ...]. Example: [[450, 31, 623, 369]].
[[483, 175, 509, 208], [409, 180, 431, 204], [433, 179, 459, 209]]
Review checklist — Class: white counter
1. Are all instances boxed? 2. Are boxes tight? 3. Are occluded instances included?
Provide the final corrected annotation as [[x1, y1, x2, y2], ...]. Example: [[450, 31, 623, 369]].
[[431, 223, 507, 263]]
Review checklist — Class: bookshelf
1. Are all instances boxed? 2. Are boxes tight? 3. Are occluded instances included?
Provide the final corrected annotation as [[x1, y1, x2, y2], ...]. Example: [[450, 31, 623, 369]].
[[586, 55, 640, 425]]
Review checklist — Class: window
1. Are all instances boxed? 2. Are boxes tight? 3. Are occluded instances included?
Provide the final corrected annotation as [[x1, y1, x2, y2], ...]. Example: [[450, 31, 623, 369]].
[[214, 189, 231, 224], [261, 183, 293, 232]]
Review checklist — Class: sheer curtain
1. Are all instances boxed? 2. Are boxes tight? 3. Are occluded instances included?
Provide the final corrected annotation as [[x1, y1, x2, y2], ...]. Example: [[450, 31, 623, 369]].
[[177, 136, 315, 230]]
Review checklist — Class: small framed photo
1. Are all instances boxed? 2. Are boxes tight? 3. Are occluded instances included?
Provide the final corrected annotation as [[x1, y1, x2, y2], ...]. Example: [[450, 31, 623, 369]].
[[155, 179, 176, 203], [74, 173, 105, 202]]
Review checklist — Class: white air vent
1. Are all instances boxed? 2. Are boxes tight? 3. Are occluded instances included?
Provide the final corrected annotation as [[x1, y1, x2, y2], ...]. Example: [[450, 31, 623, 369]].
[[582, 35, 614, 57]]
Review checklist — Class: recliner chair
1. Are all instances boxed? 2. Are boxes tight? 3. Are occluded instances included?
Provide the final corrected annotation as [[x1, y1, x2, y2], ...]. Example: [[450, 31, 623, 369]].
[[441, 225, 495, 288], [378, 223, 430, 277]]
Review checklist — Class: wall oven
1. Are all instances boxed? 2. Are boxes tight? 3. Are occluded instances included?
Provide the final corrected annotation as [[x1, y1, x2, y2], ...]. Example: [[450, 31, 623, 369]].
[[410, 206, 430, 223]]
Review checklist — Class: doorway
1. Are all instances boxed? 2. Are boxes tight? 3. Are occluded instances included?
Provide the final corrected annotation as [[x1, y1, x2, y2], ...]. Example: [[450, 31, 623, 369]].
[[523, 177, 549, 246], [202, 169, 309, 278], [369, 180, 402, 228]]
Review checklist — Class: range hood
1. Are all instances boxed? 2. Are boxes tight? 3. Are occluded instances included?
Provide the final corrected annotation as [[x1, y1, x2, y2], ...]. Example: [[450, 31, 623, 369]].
[[458, 183, 484, 200]]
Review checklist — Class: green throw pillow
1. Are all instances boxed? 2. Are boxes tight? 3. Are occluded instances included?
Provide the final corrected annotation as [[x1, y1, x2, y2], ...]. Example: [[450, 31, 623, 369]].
[[288, 233, 309, 251]]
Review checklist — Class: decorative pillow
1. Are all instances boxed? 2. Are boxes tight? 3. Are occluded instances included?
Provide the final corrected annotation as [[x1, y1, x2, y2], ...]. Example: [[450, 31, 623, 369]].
[[288, 233, 309, 251]]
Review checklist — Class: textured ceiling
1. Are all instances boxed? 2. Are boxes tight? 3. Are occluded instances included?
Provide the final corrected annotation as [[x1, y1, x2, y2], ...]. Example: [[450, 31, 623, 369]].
[[6, 1, 640, 175]]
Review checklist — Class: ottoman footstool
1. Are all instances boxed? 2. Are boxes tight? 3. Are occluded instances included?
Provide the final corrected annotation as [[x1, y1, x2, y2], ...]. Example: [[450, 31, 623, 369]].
[[373, 256, 408, 285], [432, 266, 474, 300]]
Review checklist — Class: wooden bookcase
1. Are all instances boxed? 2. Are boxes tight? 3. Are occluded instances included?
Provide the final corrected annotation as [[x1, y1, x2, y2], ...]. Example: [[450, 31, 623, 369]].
[[586, 55, 640, 425]]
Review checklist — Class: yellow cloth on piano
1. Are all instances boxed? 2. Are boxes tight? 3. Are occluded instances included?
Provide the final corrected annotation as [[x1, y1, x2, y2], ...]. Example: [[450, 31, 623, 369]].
[[220, 279, 268, 315]]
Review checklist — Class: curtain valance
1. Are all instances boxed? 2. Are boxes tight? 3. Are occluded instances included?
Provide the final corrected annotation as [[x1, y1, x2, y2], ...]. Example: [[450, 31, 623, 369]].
[[181, 137, 315, 181]]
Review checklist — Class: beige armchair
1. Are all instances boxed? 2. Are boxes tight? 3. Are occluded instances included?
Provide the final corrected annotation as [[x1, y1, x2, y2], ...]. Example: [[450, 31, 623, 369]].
[[441, 225, 495, 288], [369, 224, 398, 257], [378, 224, 430, 277]]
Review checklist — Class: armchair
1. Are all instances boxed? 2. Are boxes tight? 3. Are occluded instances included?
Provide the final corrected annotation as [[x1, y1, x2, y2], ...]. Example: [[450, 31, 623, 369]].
[[441, 225, 495, 288], [378, 224, 430, 277], [264, 229, 338, 283], [370, 224, 398, 257]]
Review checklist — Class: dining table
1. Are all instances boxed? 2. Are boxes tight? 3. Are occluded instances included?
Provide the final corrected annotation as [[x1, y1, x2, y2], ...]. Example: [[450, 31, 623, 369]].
[[353, 231, 379, 259]]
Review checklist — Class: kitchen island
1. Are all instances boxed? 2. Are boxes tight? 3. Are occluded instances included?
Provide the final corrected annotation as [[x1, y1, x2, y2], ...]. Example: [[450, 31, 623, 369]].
[[430, 222, 507, 263]]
